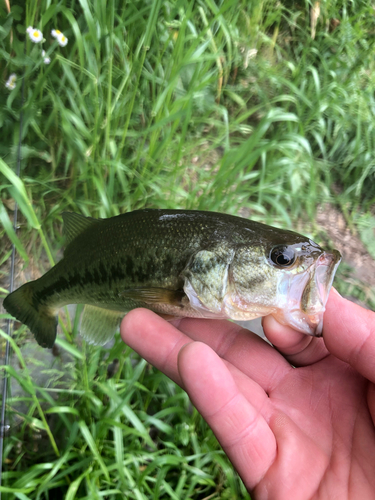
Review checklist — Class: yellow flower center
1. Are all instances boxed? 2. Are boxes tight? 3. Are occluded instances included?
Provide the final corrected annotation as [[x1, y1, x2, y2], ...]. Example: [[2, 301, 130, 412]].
[[61, 36, 66, 41], [33, 30, 39, 37], [56, 30, 61, 35]]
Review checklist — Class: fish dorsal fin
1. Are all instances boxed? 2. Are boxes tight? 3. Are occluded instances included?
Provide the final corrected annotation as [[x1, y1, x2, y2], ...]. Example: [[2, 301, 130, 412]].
[[62, 212, 100, 246], [80, 305, 125, 345]]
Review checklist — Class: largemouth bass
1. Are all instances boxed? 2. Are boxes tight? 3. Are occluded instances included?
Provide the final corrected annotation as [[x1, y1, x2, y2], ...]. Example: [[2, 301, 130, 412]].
[[3, 209, 341, 348]]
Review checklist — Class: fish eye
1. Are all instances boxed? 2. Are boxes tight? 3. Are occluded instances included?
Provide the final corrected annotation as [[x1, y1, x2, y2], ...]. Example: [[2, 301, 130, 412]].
[[270, 245, 296, 268]]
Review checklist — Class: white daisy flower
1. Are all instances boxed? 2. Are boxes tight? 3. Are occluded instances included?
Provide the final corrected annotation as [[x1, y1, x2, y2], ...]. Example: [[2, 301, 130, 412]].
[[51, 29, 68, 46], [51, 29, 62, 38], [5, 73, 17, 90], [56, 33, 68, 47], [42, 50, 51, 64], [28, 27, 43, 43]]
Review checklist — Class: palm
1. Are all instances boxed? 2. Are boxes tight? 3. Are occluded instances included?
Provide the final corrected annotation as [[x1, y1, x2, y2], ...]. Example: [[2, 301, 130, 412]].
[[121, 290, 375, 499], [252, 356, 374, 499]]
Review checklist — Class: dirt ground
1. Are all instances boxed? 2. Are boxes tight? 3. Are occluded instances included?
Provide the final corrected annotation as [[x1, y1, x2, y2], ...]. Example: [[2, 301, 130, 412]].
[[316, 204, 375, 292]]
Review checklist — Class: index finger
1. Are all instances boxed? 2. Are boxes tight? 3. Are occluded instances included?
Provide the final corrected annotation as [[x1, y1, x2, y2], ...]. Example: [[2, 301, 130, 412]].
[[323, 289, 375, 383]]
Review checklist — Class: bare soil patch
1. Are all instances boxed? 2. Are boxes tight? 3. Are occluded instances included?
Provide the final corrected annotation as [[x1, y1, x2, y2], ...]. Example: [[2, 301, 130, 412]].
[[316, 204, 375, 290]]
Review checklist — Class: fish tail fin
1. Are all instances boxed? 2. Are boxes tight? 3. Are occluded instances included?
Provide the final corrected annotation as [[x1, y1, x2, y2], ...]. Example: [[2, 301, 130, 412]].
[[3, 283, 57, 348]]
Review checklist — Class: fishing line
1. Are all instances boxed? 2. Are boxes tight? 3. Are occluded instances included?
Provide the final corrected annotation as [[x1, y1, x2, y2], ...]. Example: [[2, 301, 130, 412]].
[[0, 61, 26, 496]]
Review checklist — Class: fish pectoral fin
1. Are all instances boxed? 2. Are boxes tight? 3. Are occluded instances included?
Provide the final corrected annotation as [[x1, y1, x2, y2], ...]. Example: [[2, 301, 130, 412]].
[[120, 288, 186, 306], [156, 313, 179, 321], [80, 305, 124, 346]]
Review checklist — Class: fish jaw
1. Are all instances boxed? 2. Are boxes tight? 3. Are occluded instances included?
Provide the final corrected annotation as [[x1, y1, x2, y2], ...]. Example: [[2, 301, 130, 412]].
[[272, 249, 342, 336]]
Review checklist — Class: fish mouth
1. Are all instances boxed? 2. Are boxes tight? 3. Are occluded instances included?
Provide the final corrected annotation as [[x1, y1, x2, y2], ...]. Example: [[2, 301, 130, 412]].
[[273, 249, 341, 336]]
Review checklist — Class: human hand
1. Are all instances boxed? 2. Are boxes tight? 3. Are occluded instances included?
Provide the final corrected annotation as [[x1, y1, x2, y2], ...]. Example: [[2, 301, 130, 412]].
[[121, 290, 375, 499]]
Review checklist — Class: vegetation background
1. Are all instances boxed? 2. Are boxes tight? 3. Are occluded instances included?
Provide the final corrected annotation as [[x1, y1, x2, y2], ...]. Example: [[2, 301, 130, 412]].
[[0, 0, 375, 498]]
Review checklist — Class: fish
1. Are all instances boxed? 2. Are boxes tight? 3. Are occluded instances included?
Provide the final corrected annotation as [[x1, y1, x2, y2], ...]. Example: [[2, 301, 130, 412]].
[[3, 209, 341, 348]]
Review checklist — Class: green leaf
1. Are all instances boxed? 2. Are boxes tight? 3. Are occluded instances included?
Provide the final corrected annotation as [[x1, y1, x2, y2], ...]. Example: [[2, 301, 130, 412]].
[[78, 421, 110, 481], [0, 201, 28, 263]]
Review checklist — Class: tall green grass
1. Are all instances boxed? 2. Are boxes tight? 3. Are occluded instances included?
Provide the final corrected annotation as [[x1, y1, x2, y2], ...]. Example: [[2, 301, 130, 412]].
[[1, 0, 375, 497], [1, 329, 250, 498], [1, 0, 374, 226]]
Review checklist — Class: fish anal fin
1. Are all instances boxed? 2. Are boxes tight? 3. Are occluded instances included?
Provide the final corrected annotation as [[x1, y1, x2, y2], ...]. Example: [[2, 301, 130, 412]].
[[80, 305, 124, 346], [120, 288, 185, 306], [62, 212, 100, 247]]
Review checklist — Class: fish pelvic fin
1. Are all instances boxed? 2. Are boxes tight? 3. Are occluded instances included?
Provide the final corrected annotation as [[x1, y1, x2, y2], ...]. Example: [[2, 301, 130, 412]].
[[3, 283, 57, 348]]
